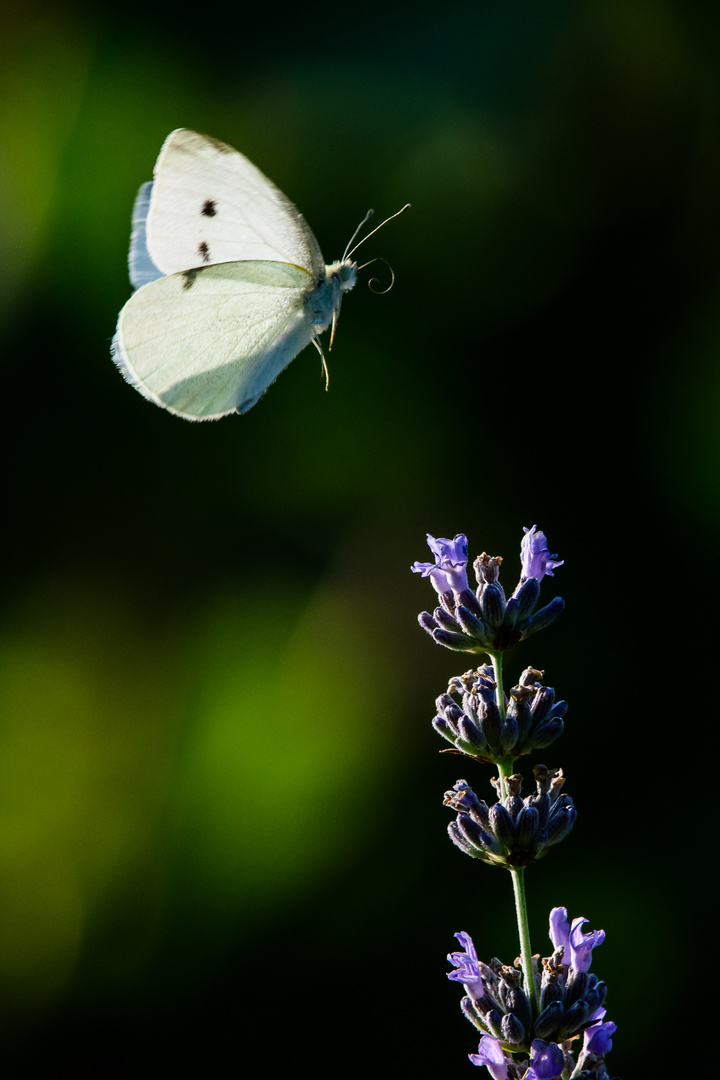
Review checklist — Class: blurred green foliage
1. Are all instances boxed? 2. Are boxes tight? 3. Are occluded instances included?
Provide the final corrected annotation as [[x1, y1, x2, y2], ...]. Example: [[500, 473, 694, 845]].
[[1, 0, 718, 1073]]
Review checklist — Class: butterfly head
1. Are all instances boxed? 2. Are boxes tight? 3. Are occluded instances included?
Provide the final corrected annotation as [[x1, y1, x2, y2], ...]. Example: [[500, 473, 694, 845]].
[[326, 258, 358, 295]]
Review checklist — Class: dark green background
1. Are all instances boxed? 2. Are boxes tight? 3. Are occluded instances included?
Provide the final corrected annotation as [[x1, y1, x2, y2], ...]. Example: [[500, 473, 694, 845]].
[[1, 1, 715, 1074]]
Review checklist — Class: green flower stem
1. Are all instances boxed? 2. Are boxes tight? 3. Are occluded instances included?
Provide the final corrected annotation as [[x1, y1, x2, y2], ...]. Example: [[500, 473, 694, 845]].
[[489, 652, 511, 800], [490, 650, 540, 1018], [509, 865, 540, 1018], [490, 651, 505, 718]]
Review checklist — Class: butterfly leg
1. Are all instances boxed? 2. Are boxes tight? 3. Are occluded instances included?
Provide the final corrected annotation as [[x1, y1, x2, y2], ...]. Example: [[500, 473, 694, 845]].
[[310, 336, 330, 391]]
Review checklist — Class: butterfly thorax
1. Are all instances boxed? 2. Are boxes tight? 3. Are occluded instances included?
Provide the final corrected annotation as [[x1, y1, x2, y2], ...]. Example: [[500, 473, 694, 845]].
[[305, 259, 357, 331]]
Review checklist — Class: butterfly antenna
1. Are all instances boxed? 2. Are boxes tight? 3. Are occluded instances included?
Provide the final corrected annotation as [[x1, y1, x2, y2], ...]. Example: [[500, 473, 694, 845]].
[[357, 257, 395, 294], [342, 210, 374, 262], [346, 204, 410, 261], [312, 336, 330, 391]]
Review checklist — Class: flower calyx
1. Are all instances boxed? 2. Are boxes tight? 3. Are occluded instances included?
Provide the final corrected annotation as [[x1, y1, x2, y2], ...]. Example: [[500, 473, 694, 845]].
[[433, 666, 568, 763], [444, 767, 576, 869]]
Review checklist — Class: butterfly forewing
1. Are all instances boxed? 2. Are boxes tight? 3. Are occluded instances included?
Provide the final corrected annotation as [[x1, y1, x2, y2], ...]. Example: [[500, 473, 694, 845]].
[[146, 129, 326, 279], [113, 260, 319, 420]]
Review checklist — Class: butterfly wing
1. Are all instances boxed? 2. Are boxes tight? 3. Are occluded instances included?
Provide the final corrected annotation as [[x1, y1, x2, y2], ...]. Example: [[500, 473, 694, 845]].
[[113, 260, 321, 420], [128, 181, 164, 288], [143, 129, 326, 281]]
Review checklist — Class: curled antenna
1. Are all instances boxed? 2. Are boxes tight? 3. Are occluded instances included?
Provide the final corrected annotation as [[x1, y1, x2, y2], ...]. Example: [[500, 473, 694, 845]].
[[344, 203, 410, 262], [357, 257, 395, 295]]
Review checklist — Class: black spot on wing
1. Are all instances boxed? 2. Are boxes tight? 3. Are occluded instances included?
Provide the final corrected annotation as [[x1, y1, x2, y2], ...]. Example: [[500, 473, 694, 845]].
[[182, 270, 198, 290], [198, 241, 211, 263], [201, 199, 217, 217]]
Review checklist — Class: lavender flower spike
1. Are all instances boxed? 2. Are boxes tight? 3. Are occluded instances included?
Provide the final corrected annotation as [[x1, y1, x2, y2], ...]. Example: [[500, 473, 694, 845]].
[[468, 1035, 509, 1079], [411, 533, 469, 596], [548, 906, 605, 973], [520, 526, 564, 583]]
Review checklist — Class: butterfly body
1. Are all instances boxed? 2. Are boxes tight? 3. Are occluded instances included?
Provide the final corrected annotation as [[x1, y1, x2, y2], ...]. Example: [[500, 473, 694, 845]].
[[112, 129, 358, 420]]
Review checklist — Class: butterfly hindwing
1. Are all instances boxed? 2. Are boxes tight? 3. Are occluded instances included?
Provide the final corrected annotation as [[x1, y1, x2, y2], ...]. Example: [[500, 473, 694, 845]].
[[113, 260, 318, 420]]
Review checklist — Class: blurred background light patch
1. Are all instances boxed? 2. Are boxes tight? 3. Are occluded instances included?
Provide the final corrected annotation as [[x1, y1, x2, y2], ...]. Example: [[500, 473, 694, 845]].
[[169, 571, 402, 930]]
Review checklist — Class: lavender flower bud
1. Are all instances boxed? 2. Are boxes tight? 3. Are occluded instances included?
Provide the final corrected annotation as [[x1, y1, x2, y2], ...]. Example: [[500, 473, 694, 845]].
[[457, 715, 489, 754], [533, 1001, 564, 1040], [515, 806, 540, 849], [500, 1011, 525, 1044], [455, 605, 494, 643], [434, 606, 463, 634], [460, 995, 487, 1032], [521, 596, 565, 637], [499, 715, 519, 754], [480, 697, 503, 754], [531, 717, 565, 749], [489, 803, 515, 850], [545, 803, 577, 847], [480, 582, 506, 628], [509, 575, 541, 619], [559, 997, 591, 1037], [483, 1011, 504, 1041], [455, 587, 484, 618], [433, 629, 484, 652]]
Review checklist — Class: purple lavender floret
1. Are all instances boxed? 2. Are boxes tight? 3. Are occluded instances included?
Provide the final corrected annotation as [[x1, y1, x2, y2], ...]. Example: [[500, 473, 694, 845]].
[[468, 1035, 509, 1078], [548, 907, 605, 974], [523, 1039, 564, 1079], [520, 526, 564, 583], [582, 1014, 616, 1057], [467, 1035, 565, 1079], [411, 533, 469, 595], [447, 931, 484, 1000]]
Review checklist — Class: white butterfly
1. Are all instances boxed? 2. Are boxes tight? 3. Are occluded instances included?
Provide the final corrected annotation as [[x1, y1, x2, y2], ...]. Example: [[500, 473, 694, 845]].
[[112, 128, 405, 421]]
